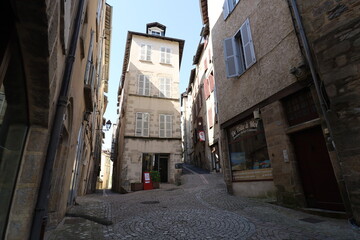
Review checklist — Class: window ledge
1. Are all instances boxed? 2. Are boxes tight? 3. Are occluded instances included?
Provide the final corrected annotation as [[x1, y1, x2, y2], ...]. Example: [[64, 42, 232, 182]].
[[139, 59, 153, 63], [160, 62, 173, 66]]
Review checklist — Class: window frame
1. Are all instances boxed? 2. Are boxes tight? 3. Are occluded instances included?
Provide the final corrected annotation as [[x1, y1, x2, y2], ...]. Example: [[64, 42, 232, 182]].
[[223, 0, 240, 20], [160, 47, 172, 64]]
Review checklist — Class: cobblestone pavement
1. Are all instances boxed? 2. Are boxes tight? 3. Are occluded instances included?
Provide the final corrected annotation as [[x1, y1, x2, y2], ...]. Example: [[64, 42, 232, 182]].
[[46, 165, 360, 240]]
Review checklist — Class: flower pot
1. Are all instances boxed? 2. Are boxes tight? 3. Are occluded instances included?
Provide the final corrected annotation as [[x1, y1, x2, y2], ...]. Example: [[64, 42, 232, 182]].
[[131, 183, 143, 191]]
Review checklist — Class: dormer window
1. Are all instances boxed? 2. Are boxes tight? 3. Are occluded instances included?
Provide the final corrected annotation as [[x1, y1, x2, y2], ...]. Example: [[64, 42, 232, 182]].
[[150, 30, 161, 36], [146, 22, 166, 37]]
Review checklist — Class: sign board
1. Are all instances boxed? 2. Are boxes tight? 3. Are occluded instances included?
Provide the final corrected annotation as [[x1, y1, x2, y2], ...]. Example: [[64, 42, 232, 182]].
[[199, 131, 206, 141], [143, 172, 153, 190], [232, 168, 273, 181]]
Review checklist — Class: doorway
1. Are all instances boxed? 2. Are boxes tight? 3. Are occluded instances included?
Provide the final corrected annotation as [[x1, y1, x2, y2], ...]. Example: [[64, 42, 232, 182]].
[[142, 153, 169, 183], [291, 126, 344, 211]]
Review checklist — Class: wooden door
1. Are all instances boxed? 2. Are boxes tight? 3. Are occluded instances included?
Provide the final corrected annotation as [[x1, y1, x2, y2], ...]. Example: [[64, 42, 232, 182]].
[[291, 126, 344, 211]]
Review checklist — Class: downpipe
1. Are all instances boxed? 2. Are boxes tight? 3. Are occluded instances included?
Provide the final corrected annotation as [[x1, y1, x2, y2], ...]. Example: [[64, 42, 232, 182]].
[[30, 0, 86, 239], [288, 0, 354, 224]]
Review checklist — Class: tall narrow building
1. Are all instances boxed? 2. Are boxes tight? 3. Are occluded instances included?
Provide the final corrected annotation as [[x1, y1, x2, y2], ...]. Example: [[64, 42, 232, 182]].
[[113, 23, 184, 192]]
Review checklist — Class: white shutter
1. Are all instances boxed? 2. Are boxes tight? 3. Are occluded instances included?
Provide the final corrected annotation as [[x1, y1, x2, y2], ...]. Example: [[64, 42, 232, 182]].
[[240, 18, 256, 69], [166, 115, 172, 137], [223, 37, 238, 78], [144, 76, 150, 96], [166, 78, 171, 97], [143, 113, 149, 136], [166, 48, 171, 64], [223, 0, 229, 20], [135, 113, 143, 136], [159, 115, 165, 137], [140, 44, 146, 60], [138, 75, 144, 94], [160, 47, 165, 63], [147, 45, 152, 61]]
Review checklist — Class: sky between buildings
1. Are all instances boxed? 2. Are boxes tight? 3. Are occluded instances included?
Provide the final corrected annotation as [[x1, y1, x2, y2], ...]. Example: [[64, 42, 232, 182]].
[[103, 0, 203, 150]]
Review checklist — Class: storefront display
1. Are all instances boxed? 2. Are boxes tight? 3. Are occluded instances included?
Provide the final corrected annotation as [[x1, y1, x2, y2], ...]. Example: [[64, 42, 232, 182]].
[[227, 118, 272, 181]]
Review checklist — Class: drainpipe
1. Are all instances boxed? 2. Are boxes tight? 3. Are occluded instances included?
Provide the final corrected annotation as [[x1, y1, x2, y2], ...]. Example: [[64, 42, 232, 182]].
[[30, 0, 86, 239], [288, 0, 353, 219]]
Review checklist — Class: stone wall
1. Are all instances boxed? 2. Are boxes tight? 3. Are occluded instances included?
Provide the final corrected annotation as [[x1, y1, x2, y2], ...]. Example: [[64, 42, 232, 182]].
[[295, 0, 360, 224]]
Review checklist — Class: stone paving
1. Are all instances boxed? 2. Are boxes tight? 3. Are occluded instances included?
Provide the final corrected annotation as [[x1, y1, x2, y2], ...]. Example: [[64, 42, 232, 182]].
[[46, 165, 360, 240]]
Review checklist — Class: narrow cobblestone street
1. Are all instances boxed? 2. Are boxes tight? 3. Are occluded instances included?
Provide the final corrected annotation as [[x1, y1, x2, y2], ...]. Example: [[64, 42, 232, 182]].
[[46, 165, 360, 240]]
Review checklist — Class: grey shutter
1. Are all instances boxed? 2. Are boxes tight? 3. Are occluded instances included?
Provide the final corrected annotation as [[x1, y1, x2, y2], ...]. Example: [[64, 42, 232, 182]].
[[223, 0, 229, 19], [140, 44, 146, 60], [166, 48, 171, 64], [160, 47, 165, 63], [135, 113, 143, 136], [147, 45, 152, 61], [223, 37, 238, 78], [166, 115, 172, 137], [138, 75, 144, 94], [240, 18, 256, 69], [84, 30, 95, 84]]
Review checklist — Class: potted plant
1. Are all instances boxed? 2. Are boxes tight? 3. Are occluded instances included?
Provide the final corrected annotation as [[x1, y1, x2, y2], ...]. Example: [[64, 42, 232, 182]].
[[150, 170, 160, 189], [131, 182, 143, 191]]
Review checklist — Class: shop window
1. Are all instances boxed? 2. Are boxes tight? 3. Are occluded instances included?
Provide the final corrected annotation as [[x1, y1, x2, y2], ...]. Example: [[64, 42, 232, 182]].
[[283, 88, 318, 126], [227, 118, 272, 181]]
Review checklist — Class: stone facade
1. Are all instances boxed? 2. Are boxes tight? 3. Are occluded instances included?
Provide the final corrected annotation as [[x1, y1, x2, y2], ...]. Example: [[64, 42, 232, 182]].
[[0, 0, 112, 239], [113, 24, 184, 193], [292, 0, 360, 225]]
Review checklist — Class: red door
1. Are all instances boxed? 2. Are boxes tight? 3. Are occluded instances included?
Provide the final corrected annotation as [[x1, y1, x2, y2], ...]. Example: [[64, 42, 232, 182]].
[[291, 126, 344, 211]]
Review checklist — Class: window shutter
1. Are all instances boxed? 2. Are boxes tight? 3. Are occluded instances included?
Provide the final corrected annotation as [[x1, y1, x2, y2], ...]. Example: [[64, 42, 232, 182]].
[[209, 73, 215, 92], [166, 78, 171, 97], [208, 108, 213, 128], [166, 115, 172, 137], [147, 45, 152, 61], [160, 47, 165, 63], [135, 113, 143, 136], [138, 75, 144, 94], [159, 78, 164, 97], [143, 113, 149, 136], [84, 30, 95, 84], [166, 48, 171, 64], [159, 115, 165, 137], [144, 76, 150, 96], [140, 44, 146, 60], [223, 0, 229, 19], [240, 18, 256, 69], [223, 37, 238, 78], [204, 78, 210, 100]]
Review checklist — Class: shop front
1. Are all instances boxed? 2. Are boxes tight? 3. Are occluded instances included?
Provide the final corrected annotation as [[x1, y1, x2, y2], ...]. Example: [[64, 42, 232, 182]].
[[227, 117, 275, 197]]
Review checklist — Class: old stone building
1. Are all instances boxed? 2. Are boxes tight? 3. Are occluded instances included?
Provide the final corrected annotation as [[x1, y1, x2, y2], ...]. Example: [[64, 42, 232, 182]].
[[189, 0, 360, 225], [113, 23, 184, 193], [0, 0, 112, 239], [181, 6, 221, 172]]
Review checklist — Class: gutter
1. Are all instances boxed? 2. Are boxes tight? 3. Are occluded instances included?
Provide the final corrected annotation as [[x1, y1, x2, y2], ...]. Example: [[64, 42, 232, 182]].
[[288, 0, 353, 220], [30, 0, 87, 239]]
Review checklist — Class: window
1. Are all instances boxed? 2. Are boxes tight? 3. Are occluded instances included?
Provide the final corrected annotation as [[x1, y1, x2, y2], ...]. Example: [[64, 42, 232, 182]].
[[150, 30, 161, 36], [159, 114, 172, 138], [223, 0, 239, 19], [140, 44, 152, 61], [138, 75, 150, 96], [135, 113, 149, 137], [160, 47, 171, 64], [223, 18, 256, 78], [159, 78, 171, 98], [84, 30, 95, 85]]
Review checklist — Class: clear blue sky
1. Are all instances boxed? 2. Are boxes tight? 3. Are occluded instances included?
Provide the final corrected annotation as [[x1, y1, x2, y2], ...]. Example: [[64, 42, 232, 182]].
[[103, 0, 203, 150]]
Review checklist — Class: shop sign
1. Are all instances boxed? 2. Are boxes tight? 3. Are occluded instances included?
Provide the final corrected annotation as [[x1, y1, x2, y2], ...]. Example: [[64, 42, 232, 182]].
[[232, 168, 273, 181], [230, 119, 258, 140]]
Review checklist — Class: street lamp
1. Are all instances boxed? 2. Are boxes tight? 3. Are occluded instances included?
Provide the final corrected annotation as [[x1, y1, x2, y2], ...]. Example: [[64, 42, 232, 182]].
[[97, 120, 112, 131]]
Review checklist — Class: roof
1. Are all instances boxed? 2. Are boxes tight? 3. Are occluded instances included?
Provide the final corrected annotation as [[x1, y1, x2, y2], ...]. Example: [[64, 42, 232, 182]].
[[187, 68, 196, 93], [118, 31, 185, 95]]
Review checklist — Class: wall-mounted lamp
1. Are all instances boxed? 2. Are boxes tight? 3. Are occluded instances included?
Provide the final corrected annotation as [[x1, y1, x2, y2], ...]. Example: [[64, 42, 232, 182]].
[[97, 120, 112, 131], [253, 109, 261, 120]]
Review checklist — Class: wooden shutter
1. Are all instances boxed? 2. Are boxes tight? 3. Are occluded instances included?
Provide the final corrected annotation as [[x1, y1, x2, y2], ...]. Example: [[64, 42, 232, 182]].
[[84, 30, 95, 84], [160, 47, 165, 63], [146, 45, 152, 61], [209, 73, 215, 92], [140, 44, 146, 60], [135, 113, 143, 136], [223, 0, 229, 19], [159, 114, 165, 137], [208, 108, 213, 128], [204, 78, 210, 100], [240, 18, 256, 69], [166, 48, 171, 64], [138, 75, 144, 94], [143, 113, 149, 136], [223, 37, 238, 78], [166, 115, 172, 137], [144, 76, 150, 96]]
